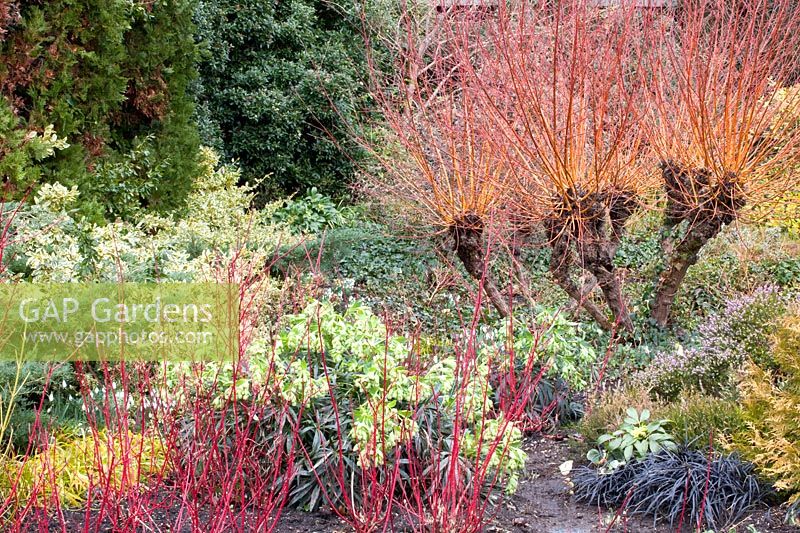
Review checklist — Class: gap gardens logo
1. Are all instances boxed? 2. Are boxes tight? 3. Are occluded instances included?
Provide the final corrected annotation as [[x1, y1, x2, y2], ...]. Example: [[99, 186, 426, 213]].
[[0, 283, 239, 361]]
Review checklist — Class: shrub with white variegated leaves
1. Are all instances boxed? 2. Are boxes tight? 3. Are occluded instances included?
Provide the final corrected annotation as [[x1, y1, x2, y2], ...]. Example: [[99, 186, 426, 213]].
[[2, 148, 294, 284]]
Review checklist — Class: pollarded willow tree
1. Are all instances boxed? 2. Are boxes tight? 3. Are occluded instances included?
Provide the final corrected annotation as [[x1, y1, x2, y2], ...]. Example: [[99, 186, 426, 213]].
[[366, 5, 514, 316], [469, 0, 654, 331], [367, 0, 800, 328], [643, 0, 800, 325], [367, 0, 656, 326]]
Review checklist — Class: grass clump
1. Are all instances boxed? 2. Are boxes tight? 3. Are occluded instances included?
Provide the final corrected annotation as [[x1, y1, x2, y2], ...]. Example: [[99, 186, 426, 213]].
[[574, 448, 766, 531]]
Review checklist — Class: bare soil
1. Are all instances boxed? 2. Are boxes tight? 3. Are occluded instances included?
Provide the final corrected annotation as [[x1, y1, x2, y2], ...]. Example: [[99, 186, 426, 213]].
[[489, 435, 666, 533]]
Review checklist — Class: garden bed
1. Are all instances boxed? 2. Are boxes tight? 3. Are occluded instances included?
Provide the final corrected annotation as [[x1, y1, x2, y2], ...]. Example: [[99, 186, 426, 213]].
[[19, 436, 795, 532]]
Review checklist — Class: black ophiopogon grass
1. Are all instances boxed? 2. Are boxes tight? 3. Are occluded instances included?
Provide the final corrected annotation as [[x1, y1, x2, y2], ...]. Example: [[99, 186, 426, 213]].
[[573, 448, 767, 530]]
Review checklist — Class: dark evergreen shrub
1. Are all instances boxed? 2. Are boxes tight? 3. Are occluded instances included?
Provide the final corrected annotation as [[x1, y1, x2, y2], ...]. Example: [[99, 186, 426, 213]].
[[193, 0, 378, 200]]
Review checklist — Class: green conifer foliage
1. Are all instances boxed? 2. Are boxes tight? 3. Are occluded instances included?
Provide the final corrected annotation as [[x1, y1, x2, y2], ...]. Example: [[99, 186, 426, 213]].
[[0, 0, 199, 221]]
